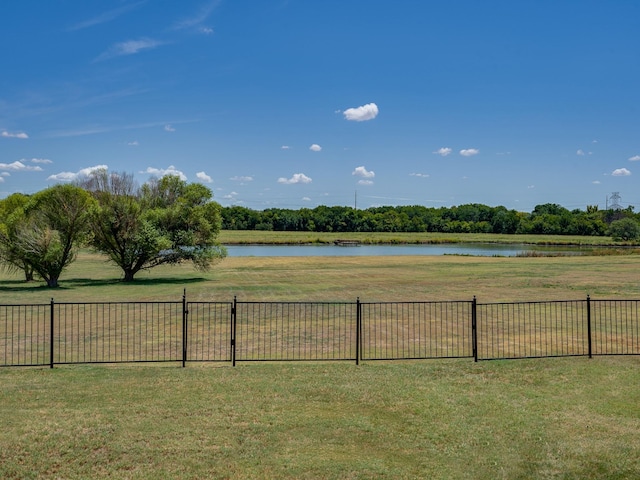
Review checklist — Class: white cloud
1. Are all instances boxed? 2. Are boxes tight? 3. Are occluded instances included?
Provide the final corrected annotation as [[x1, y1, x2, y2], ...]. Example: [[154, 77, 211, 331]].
[[47, 164, 108, 182], [343, 102, 379, 122], [95, 38, 164, 62], [201, 27, 214, 35], [410, 173, 429, 178], [592, 180, 601, 184], [302, 197, 311, 202], [1, 131, 29, 139], [1, 172, 10, 176], [164, 124, 176, 132], [278, 173, 312, 184], [30, 158, 52, 164], [612, 168, 631, 176], [357, 180, 374, 186], [141, 165, 187, 180], [460, 149, 479, 157], [309, 144, 322, 152], [230, 176, 253, 182], [0, 161, 43, 172], [629, 155, 640, 161], [128, 140, 139, 146], [434, 147, 452, 156], [577, 149, 585, 156], [352, 166, 375, 178], [527, 185, 535, 189], [196, 171, 212, 183], [281, 145, 290, 150], [0, 177, 3, 183]]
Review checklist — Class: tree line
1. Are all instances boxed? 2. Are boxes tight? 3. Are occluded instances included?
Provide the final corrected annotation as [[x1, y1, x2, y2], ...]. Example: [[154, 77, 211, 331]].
[[221, 203, 640, 239], [3, 175, 640, 288], [0, 171, 226, 287]]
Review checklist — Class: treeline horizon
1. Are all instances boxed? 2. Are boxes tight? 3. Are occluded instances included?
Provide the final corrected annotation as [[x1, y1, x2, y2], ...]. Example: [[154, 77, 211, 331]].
[[221, 203, 639, 236]]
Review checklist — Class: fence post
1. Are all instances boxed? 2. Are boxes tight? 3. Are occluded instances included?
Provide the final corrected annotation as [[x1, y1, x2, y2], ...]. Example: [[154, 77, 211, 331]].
[[231, 296, 237, 367], [182, 289, 188, 368], [472, 296, 478, 362], [586, 295, 592, 359], [50, 298, 55, 369], [355, 297, 361, 365]]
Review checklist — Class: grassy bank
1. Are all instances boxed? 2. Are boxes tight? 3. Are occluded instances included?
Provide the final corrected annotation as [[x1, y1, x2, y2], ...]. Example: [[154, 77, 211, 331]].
[[218, 230, 637, 246]]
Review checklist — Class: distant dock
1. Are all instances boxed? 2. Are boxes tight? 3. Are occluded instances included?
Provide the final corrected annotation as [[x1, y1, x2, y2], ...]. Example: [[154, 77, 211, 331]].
[[333, 239, 361, 247]]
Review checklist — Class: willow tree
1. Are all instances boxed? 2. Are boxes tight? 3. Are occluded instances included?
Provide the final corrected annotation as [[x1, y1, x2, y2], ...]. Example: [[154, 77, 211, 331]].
[[5, 185, 94, 287], [0, 193, 35, 281], [83, 170, 226, 281]]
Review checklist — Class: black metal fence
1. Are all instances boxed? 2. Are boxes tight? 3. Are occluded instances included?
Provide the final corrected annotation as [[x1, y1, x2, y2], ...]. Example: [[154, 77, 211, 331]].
[[1, 295, 638, 368]]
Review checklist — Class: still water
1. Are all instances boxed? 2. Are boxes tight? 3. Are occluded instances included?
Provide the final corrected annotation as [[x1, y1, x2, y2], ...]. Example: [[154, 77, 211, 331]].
[[225, 243, 582, 257]]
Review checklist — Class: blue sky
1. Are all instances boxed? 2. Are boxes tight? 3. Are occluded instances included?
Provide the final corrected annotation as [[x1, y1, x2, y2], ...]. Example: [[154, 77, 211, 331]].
[[1, 1, 639, 211]]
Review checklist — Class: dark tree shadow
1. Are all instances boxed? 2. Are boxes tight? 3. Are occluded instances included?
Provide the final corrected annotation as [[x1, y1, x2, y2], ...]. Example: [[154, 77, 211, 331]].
[[0, 276, 208, 292]]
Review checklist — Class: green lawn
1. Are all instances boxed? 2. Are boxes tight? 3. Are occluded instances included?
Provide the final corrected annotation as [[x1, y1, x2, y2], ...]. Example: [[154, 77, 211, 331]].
[[1, 248, 640, 478], [1, 358, 639, 479]]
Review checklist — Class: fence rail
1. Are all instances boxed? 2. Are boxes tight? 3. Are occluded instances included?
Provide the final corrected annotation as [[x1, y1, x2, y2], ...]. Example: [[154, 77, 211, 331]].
[[1, 295, 639, 367]]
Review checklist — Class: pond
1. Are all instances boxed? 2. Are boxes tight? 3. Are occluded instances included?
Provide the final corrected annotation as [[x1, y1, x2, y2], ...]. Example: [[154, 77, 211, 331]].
[[224, 243, 589, 257]]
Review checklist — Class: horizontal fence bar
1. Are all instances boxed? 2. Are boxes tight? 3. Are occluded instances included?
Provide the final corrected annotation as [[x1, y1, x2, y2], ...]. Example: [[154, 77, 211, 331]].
[[1, 297, 639, 367]]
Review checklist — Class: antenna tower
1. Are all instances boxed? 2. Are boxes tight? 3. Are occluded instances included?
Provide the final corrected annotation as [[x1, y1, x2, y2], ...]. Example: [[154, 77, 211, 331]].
[[608, 192, 622, 210]]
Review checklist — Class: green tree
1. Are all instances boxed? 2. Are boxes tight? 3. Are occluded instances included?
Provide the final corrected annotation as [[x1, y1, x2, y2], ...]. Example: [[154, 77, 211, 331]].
[[85, 171, 226, 281], [9, 185, 94, 287], [607, 218, 640, 241], [0, 193, 35, 281]]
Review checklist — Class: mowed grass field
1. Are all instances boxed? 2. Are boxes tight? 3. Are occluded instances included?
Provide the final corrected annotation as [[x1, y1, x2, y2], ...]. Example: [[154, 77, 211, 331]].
[[1, 241, 639, 478]]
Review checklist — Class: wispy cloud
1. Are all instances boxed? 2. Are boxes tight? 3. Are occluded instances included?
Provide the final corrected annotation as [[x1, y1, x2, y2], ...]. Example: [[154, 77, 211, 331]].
[[231, 176, 253, 182], [68, 1, 146, 31], [45, 120, 191, 139], [1, 130, 29, 139], [47, 165, 108, 182], [95, 38, 165, 62], [30, 158, 52, 164], [343, 103, 379, 122], [410, 173, 429, 178], [278, 173, 312, 184], [629, 155, 640, 161], [173, 0, 220, 31], [309, 144, 322, 152], [281, 145, 291, 150]]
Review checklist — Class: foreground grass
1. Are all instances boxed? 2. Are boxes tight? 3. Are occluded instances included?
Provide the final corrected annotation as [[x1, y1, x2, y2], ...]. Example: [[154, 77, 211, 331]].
[[1, 358, 638, 479]]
